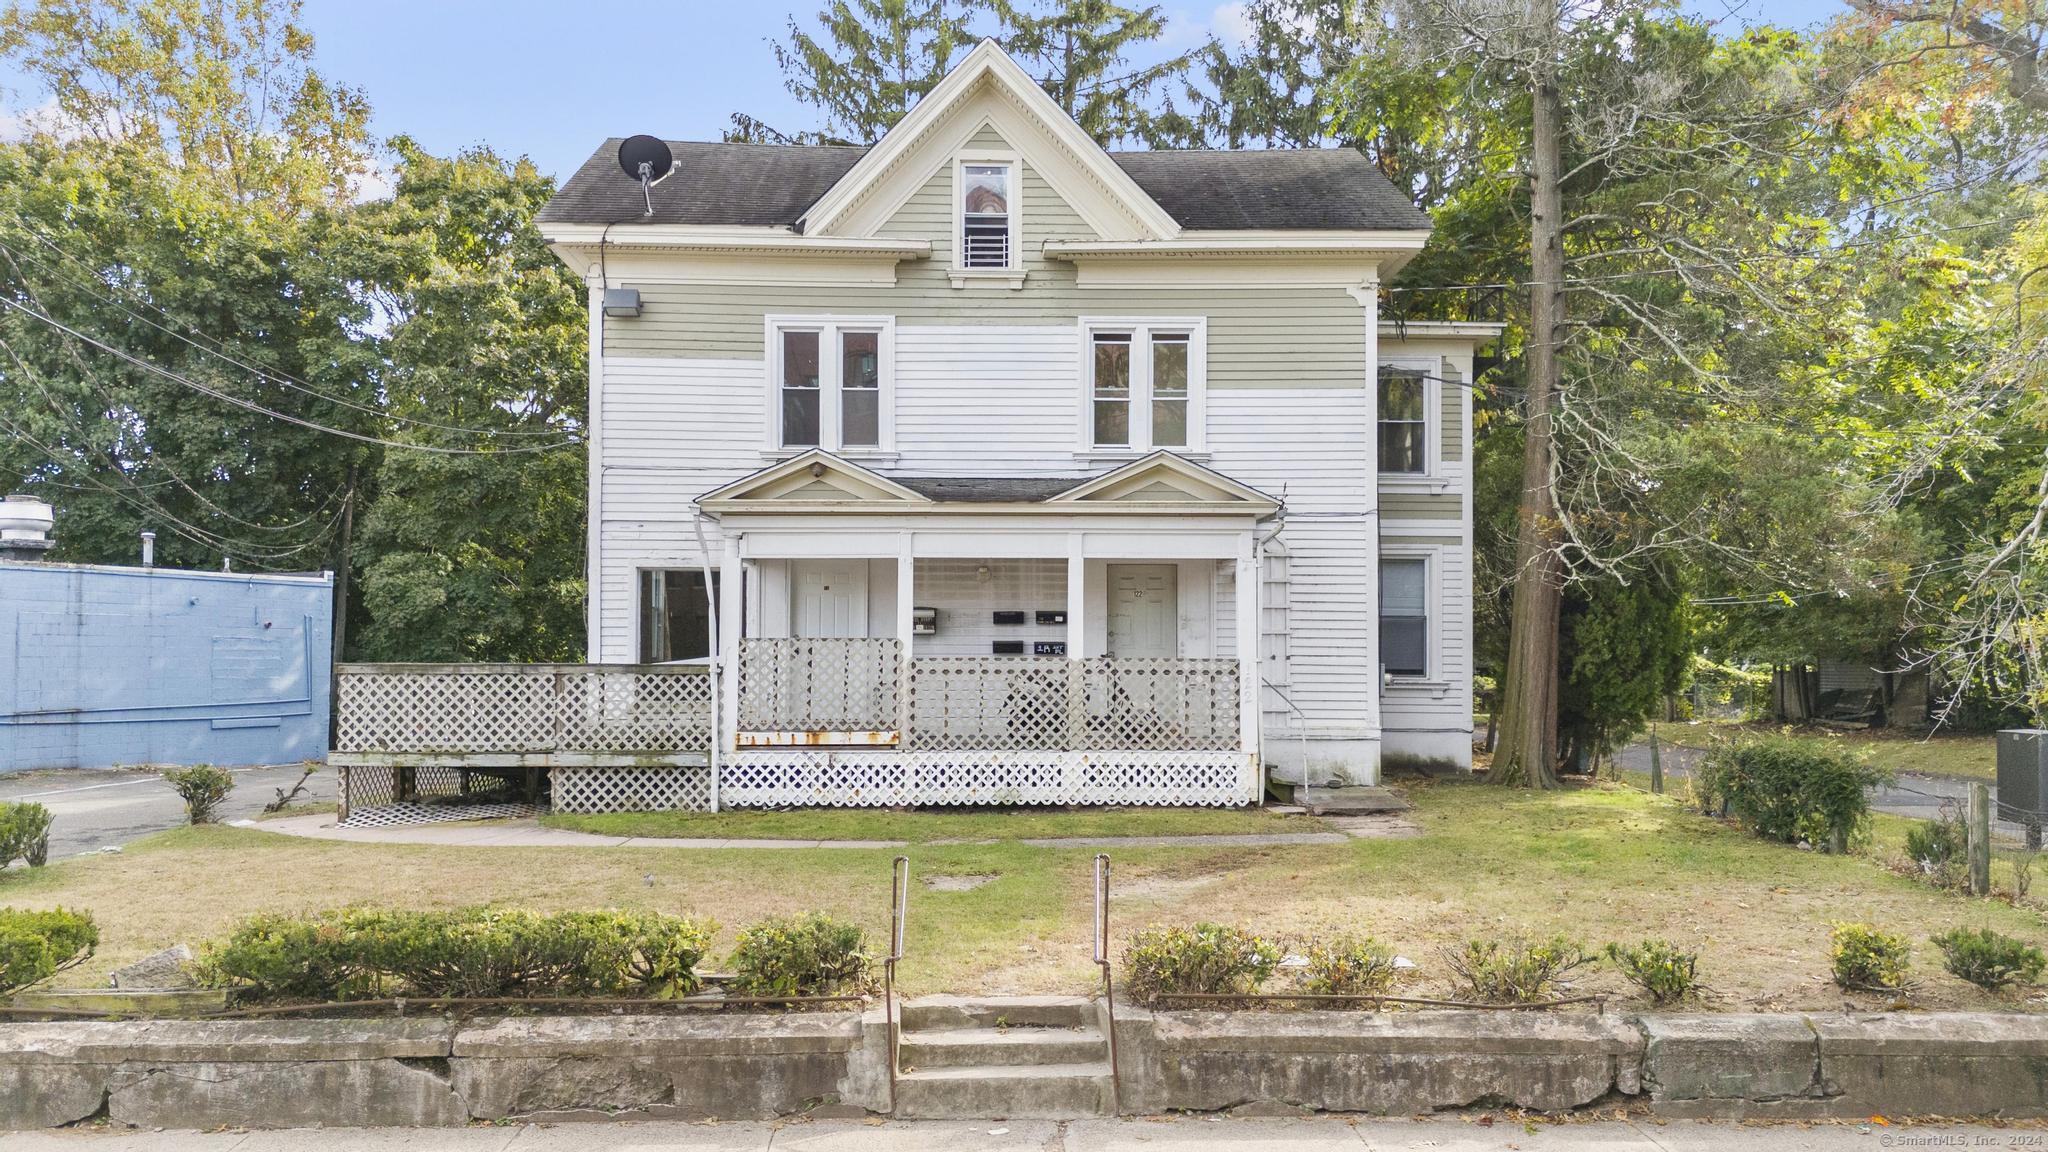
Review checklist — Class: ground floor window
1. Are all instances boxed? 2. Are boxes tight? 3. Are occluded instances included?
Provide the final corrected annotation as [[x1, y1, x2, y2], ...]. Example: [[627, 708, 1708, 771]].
[[639, 569, 719, 663], [1379, 557, 1428, 677]]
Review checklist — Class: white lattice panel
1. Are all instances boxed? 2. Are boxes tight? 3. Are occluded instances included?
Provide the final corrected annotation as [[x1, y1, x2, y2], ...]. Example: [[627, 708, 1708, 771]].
[[720, 750, 1255, 808], [552, 764, 714, 813], [739, 639, 901, 731], [1078, 658, 1240, 751], [908, 656, 1073, 750], [334, 664, 711, 755]]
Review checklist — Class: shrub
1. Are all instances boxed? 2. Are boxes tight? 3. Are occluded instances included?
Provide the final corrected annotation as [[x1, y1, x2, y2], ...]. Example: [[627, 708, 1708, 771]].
[[162, 765, 235, 824], [1447, 936, 1590, 1004], [197, 907, 716, 1002], [1121, 923, 1281, 1004], [1830, 922, 1912, 992], [0, 802, 53, 868], [0, 908, 98, 996], [1604, 939, 1701, 1004], [725, 912, 871, 998], [1302, 933, 1399, 998], [1696, 738, 1887, 851], [1930, 928, 2046, 991]]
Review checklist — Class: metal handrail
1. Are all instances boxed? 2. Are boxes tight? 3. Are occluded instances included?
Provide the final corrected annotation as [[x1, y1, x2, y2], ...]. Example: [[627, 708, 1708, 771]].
[[1094, 852, 1122, 1115], [884, 854, 909, 1114]]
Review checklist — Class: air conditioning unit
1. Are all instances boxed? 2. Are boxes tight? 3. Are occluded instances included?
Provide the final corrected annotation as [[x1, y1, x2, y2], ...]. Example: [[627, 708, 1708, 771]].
[[1996, 729, 2047, 847]]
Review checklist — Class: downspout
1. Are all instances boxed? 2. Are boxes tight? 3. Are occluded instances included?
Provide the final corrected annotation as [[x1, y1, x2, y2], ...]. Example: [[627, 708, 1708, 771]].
[[691, 514, 722, 813]]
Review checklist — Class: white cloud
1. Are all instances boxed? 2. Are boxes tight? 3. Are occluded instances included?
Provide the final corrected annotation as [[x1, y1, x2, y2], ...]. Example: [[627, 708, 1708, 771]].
[[1210, 2, 1257, 48], [349, 154, 398, 204], [0, 97, 86, 143]]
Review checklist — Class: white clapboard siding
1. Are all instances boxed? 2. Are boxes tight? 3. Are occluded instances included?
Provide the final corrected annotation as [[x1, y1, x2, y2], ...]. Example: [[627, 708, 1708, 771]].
[[893, 325, 1085, 474]]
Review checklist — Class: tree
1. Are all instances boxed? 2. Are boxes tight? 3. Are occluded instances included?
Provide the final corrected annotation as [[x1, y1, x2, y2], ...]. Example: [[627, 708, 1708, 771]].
[[348, 142, 588, 662], [730, 0, 976, 144], [987, 0, 1204, 145]]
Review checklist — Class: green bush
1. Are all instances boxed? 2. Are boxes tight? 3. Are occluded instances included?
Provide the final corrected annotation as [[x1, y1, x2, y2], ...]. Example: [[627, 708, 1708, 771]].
[[1830, 922, 1912, 992], [1604, 939, 1701, 1004], [1904, 803, 1967, 888], [0, 908, 98, 996], [0, 802, 53, 868], [162, 765, 235, 824], [1930, 928, 2046, 991], [1697, 738, 1888, 851], [197, 907, 716, 1002], [725, 912, 871, 998], [1302, 933, 1398, 998], [1447, 936, 1590, 1004], [1121, 923, 1281, 1004]]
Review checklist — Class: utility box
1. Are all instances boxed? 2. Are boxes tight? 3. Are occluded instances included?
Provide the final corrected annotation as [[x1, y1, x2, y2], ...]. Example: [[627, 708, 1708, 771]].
[[1996, 729, 2047, 847]]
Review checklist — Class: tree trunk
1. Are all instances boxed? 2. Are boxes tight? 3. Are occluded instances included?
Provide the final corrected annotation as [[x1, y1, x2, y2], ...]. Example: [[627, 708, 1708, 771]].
[[1487, 44, 1567, 790]]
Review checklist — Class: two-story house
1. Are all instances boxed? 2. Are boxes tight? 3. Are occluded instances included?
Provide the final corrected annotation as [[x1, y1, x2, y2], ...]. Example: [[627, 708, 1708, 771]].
[[535, 41, 1494, 809]]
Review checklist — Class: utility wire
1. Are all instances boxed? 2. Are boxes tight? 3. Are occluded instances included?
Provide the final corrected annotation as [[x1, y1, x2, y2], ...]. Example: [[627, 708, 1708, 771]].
[[0, 229, 562, 439], [0, 295, 577, 456]]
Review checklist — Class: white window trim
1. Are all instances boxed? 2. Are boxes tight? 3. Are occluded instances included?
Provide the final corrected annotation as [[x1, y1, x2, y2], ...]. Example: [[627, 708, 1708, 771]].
[[1378, 355, 1444, 488], [1378, 545, 1443, 686], [763, 315, 897, 454], [634, 566, 719, 666], [1076, 317, 1209, 454], [950, 152, 1025, 289]]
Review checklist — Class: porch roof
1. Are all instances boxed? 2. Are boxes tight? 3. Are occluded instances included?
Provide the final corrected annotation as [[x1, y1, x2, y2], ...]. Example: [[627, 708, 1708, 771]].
[[698, 450, 1280, 516]]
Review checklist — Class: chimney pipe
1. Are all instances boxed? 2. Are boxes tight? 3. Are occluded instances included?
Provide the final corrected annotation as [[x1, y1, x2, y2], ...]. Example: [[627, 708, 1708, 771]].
[[140, 530, 156, 568], [0, 494, 54, 563]]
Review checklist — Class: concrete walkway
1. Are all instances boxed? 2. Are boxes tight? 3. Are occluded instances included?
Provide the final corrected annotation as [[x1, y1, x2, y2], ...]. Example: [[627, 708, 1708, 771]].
[[256, 813, 1356, 851], [0, 1116, 2008, 1151]]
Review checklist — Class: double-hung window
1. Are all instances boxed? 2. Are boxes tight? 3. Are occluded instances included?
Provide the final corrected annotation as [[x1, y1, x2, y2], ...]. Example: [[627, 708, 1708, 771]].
[[960, 162, 1013, 269], [1082, 319, 1206, 452], [767, 317, 893, 452], [1378, 362, 1435, 475], [1378, 557, 1429, 678], [639, 570, 720, 663]]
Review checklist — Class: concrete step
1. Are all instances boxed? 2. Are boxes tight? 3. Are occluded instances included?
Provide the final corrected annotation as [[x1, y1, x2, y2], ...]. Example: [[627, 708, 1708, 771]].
[[900, 994, 1097, 1032], [899, 1026, 1107, 1069], [1294, 785, 1412, 816], [894, 1062, 1115, 1119]]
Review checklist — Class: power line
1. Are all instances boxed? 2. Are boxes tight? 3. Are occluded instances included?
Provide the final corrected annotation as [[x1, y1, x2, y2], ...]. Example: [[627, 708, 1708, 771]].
[[0, 295, 578, 456], [0, 228, 563, 440]]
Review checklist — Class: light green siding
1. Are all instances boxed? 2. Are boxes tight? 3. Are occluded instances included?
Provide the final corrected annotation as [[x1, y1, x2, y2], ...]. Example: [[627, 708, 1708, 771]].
[[601, 131, 1370, 391], [1440, 361, 1465, 463], [1379, 492, 1462, 520]]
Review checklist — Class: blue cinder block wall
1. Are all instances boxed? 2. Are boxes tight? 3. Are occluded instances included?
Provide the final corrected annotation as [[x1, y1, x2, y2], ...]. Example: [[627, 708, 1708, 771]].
[[0, 561, 333, 772]]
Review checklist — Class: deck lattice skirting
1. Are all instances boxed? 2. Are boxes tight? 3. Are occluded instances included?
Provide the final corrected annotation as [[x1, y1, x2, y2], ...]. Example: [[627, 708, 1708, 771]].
[[330, 651, 1254, 814]]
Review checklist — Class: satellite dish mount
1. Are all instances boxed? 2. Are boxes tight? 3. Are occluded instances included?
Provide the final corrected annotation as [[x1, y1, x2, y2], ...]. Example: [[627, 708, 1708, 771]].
[[616, 135, 676, 219]]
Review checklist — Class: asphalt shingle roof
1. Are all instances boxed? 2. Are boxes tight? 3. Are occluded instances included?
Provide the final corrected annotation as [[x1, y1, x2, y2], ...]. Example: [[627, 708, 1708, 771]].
[[538, 139, 1430, 232], [893, 476, 1084, 503]]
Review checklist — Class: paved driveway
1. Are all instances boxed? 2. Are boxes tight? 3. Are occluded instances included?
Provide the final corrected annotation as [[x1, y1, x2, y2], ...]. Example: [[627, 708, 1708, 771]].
[[0, 764, 332, 859]]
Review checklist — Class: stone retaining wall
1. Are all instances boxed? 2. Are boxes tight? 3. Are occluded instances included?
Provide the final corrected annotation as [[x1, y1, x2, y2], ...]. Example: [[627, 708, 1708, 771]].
[[4, 1008, 2046, 1128]]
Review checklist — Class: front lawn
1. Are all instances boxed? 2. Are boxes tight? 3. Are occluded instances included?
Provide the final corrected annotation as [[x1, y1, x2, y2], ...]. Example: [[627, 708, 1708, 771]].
[[5, 780, 2042, 1009], [542, 805, 1322, 842]]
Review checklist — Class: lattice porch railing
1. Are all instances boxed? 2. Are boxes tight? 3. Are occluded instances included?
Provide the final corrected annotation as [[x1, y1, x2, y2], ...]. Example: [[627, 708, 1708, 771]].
[[738, 638, 903, 731], [333, 663, 713, 755], [902, 656, 1239, 752]]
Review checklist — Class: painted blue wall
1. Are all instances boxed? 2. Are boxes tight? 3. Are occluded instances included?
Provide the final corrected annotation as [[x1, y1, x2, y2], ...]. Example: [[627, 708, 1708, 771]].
[[0, 561, 332, 772]]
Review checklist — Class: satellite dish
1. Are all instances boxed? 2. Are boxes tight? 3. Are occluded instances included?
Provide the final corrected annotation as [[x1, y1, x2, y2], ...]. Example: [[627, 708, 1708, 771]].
[[616, 135, 675, 217]]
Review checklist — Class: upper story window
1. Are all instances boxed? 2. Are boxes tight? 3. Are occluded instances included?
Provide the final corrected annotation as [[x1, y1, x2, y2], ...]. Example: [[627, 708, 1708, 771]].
[[767, 316, 894, 452], [1082, 319, 1207, 453], [961, 163, 1012, 268], [1379, 363, 1434, 475]]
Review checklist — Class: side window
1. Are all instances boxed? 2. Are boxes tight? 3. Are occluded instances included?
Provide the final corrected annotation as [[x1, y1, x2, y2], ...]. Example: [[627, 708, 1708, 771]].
[[960, 162, 1013, 269], [1379, 366, 1429, 474], [1092, 333, 1132, 447], [1379, 557, 1428, 678], [640, 570, 720, 663], [1080, 320, 1206, 452], [768, 318, 892, 452]]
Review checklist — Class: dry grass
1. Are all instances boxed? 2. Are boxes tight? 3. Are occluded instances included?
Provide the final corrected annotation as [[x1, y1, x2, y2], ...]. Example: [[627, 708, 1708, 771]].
[[5, 779, 2044, 1010]]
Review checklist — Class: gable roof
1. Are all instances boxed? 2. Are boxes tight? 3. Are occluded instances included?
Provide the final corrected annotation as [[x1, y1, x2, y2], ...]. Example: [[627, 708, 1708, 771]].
[[699, 451, 1277, 515], [541, 140, 1430, 233]]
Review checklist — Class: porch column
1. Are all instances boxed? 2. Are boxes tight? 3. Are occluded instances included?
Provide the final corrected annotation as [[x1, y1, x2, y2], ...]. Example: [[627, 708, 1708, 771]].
[[1066, 534, 1086, 659], [720, 534, 743, 754], [1237, 529, 1260, 756], [897, 540, 915, 739]]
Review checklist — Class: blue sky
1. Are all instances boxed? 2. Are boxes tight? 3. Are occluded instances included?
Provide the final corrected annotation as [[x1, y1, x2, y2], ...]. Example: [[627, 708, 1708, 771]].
[[5, 0, 1851, 182]]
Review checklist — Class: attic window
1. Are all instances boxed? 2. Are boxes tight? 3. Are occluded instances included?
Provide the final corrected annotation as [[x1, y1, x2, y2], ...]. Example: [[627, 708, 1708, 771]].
[[960, 163, 1013, 269]]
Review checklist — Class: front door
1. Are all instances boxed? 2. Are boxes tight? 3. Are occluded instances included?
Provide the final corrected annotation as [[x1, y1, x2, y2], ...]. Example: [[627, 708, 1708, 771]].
[[1106, 564, 1178, 658], [793, 560, 868, 638]]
